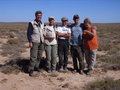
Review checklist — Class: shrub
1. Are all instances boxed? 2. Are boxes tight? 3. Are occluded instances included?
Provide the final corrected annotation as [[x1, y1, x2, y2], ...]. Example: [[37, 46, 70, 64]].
[[1, 39, 26, 56], [0, 57, 46, 74], [0, 58, 29, 74], [86, 77, 120, 90], [98, 43, 112, 51], [97, 54, 120, 70], [7, 39, 19, 46]]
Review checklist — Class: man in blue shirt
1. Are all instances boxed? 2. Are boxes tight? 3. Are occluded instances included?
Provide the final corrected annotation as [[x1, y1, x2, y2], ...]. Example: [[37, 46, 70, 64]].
[[70, 15, 84, 74]]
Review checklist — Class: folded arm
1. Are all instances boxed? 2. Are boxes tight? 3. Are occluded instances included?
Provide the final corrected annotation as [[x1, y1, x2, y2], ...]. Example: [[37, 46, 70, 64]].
[[44, 35, 54, 39], [83, 26, 97, 37], [57, 32, 71, 37]]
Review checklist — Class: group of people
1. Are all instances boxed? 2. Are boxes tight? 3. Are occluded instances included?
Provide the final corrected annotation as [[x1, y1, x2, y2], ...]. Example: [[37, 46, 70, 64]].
[[27, 10, 98, 77]]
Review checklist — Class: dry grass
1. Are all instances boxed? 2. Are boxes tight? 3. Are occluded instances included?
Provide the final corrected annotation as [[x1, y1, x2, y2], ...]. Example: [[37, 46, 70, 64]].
[[0, 23, 28, 57], [1, 38, 26, 56], [0, 58, 29, 74], [86, 77, 120, 90], [0, 22, 120, 71], [0, 23, 120, 90], [0, 57, 46, 74], [93, 23, 120, 70]]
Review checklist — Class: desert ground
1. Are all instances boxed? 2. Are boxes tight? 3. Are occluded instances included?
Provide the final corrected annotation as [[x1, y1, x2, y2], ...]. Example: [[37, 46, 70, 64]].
[[0, 23, 120, 90]]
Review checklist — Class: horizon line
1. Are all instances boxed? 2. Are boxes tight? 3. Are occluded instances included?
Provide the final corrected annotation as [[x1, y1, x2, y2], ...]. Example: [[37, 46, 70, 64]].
[[0, 22, 120, 24]]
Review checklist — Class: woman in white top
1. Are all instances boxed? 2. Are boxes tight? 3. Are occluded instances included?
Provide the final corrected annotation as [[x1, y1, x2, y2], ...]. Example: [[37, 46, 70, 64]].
[[44, 16, 57, 73]]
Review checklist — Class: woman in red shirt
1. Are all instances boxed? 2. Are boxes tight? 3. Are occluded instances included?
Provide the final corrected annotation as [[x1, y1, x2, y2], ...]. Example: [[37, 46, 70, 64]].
[[83, 18, 98, 75]]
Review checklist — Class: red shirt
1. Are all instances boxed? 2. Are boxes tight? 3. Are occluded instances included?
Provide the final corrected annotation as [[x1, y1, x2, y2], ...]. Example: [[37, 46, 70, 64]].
[[83, 26, 98, 50]]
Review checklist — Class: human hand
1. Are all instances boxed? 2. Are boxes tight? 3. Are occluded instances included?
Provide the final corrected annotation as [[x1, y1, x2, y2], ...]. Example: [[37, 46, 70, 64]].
[[50, 37, 54, 39], [29, 42, 33, 48], [84, 30, 89, 33]]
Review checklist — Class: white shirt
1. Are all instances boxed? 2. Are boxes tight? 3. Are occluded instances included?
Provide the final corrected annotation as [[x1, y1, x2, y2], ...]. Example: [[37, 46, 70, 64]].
[[56, 25, 71, 39], [44, 25, 57, 45]]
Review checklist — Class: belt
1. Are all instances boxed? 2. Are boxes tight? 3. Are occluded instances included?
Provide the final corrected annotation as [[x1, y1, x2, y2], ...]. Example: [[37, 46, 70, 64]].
[[71, 45, 83, 47], [58, 39, 68, 41]]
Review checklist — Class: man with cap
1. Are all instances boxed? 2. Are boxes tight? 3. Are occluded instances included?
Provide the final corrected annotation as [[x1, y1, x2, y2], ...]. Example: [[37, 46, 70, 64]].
[[70, 14, 84, 74], [27, 10, 44, 76], [44, 16, 57, 73], [56, 17, 71, 71]]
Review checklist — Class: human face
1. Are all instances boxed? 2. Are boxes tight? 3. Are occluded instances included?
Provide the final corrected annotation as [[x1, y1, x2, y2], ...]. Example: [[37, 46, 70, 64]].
[[84, 22, 90, 29], [49, 18, 54, 25], [36, 14, 42, 21], [62, 20, 68, 26], [73, 18, 79, 24]]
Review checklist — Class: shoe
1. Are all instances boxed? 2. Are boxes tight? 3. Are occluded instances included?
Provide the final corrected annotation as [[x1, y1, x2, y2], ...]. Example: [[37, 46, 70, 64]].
[[79, 70, 84, 75], [86, 69, 92, 75], [36, 68, 42, 72], [47, 69, 51, 73], [72, 70, 77, 73], [51, 70, 56, 73], [59, 66, 63, 71], [29, 70, 33, 77], [64, 66, 68, 71]]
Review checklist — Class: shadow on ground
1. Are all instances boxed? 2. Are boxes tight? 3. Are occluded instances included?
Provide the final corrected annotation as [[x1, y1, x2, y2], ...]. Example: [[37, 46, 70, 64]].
[[0, 57, 46, 74]]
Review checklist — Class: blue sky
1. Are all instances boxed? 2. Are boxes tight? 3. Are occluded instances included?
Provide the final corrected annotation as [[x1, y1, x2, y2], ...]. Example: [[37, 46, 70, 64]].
[[0, 0, 120, 23]]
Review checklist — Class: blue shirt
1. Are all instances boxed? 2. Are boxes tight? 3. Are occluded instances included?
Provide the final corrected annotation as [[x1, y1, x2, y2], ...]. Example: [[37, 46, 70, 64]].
[[70, 23, 83, 46]]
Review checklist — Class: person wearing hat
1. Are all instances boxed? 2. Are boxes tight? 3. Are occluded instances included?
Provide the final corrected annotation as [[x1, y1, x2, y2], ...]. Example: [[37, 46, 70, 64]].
[[56, 17, 71, 71], [27, 10, 44, 76], [44, 16, 57, 73], [70, 14, 84, 74]]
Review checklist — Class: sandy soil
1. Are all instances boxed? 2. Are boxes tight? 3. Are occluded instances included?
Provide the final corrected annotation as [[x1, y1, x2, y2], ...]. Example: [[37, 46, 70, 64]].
[[0, 39, 120, 90]]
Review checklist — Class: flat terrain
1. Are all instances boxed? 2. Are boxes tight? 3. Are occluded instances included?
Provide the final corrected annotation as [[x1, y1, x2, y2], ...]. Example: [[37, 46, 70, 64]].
[[0, 23, 120, 90]]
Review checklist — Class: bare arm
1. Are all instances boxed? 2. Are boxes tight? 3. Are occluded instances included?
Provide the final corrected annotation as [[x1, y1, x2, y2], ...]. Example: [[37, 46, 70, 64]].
[[64, 33, 71, 37], [83, 26, 97, 37], [44, 35, 54, 39], [57, 32, 71, 37]]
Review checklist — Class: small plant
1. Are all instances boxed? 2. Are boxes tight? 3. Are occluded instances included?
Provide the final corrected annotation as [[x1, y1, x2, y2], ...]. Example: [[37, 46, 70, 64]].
[[57, 77, 65, 81], [62, 83, 69, 88], [98, 43, 112, 51], [97, 54, 120, 70], [0, 58, 29, 74], [7, 39, 19, 46], [86, 77, 120, 90]]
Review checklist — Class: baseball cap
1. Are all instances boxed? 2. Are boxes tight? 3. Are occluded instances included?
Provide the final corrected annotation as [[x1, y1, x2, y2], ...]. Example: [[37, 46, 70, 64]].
[[73, 14, 79, 19], [61, 17, 68, 21], [48, 16, 54, 20]]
